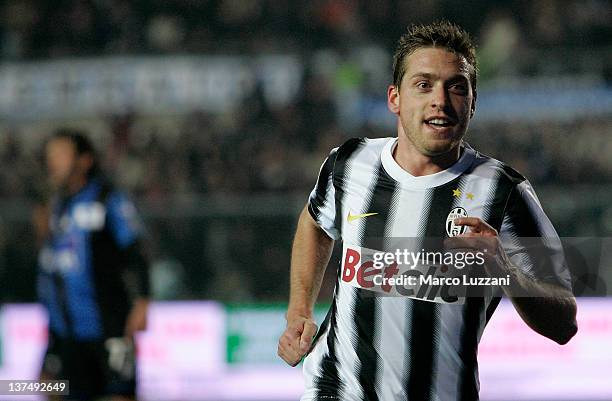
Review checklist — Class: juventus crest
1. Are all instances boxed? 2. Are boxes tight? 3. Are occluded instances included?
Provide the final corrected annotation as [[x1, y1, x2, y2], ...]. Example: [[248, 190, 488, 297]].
[[446, 207, 468, 237]]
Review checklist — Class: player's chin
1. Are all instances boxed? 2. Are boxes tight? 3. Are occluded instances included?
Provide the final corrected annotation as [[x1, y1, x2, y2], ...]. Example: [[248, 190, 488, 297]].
[[421, 138, 461, 156]]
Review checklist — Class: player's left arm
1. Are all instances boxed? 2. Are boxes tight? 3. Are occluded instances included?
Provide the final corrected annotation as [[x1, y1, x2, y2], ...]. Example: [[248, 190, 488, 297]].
[[106, 191, 151, 338], [453, 216, 577, 344], [454, 180, 578, 345]]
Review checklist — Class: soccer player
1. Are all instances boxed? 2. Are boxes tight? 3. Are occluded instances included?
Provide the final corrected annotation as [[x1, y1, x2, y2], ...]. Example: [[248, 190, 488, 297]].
[[37, 129, 150, 401], [278, 21, 577, 401]]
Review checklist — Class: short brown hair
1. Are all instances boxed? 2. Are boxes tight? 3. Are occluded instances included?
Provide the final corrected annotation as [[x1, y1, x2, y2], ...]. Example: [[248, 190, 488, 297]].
[[392, 20, 478, 94]]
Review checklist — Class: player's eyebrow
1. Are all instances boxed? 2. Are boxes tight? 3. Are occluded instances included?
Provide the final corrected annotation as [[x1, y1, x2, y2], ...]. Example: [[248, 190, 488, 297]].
[[409, 72, 437, 80], [409, 72, 469, 83]]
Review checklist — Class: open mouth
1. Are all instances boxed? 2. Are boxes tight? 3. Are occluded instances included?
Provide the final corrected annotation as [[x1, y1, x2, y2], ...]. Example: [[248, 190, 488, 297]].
[[424, 117, 456, 128]]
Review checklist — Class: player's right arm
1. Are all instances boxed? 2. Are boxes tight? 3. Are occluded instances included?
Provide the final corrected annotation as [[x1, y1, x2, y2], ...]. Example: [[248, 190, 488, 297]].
[[105, 191, 151, 338], [278, 205, 334, 366], [279, 146, 340, 366]]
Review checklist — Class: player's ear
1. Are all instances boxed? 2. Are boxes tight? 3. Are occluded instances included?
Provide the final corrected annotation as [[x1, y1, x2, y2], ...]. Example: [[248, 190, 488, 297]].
[[387, 85, 400, 115]]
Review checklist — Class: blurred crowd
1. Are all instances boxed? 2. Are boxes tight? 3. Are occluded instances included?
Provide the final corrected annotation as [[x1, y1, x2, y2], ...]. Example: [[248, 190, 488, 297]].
[[1, 0, 610, 199], [0, 0, 611, 303], [1, 0, 610, 61], [0, 79, 610, 303], [1, 90, 610, 201]]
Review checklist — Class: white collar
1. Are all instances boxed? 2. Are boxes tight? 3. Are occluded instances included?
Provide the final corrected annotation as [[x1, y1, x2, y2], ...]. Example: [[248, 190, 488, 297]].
[[381, 137, 476, 189]]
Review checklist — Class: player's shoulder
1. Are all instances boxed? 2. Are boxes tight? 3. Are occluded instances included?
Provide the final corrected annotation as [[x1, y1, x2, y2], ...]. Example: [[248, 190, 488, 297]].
[[89, 178, 135, 211], [469, 145, 527, 186], [91, 178, 119, 202], [324, 137, 391, 174], [332, 136, 392, 162]]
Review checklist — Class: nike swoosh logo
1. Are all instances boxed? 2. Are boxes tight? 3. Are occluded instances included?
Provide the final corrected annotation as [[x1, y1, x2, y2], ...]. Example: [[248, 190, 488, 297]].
[[347, 212, 379, 222]]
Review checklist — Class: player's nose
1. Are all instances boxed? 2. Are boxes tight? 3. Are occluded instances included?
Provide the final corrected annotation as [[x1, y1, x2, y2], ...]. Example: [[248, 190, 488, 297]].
[[430, 85, 449, 109]]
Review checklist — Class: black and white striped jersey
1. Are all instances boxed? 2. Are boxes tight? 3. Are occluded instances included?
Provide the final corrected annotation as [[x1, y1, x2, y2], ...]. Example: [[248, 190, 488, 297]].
[[302, 137, 571, 401]]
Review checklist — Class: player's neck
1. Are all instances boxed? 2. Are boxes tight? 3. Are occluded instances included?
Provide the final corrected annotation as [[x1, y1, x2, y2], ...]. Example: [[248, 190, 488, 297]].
[[62, 175, 89, 197], [393, 135, 461, 177]]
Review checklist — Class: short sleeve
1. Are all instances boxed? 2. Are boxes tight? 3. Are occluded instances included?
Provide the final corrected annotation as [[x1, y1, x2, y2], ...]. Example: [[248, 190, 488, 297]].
[[105, 192, 143, 249], [307, 148, 340, 240], [499, 180, 572, 291]]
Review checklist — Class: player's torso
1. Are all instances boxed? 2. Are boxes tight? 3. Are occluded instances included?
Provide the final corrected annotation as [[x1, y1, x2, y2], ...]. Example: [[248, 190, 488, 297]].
[[38, 182, 112, 339], [302, 138, 511, 401], [336, 138, 505, 244], [40, 183, 107, 279]]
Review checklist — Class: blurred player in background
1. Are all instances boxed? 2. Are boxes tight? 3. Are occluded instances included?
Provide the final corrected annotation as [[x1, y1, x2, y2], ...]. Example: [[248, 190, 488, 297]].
[[278, 21, 577, 401], [37, 129, 150, 401]]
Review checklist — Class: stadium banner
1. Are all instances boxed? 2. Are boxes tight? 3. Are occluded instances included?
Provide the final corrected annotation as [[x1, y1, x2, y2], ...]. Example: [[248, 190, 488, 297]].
[[0, 56, 302, 121], [136, 302, 226, 400], [2, 57, 611, 124], [0, 300, 610, 400], [226, 304, 328, 365], [0, 307, 3, 367]]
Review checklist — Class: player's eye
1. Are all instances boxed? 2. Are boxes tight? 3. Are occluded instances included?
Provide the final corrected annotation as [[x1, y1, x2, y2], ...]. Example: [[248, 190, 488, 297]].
[[449, 83, 468, 94], [416, 81, 431, 90]]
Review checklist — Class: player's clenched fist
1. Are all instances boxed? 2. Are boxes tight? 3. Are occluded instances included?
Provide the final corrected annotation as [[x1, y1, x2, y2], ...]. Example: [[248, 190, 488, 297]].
[[450, 217, 511, 276], [278, 314, 318, 366]]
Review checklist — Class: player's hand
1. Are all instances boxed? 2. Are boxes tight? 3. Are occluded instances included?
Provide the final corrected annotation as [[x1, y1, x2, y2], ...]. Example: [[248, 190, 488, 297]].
[[124, 297, 149, 339], [454, 217, 498, 240], [449, 217, 510, 275], [278, 314, 318, 367]]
